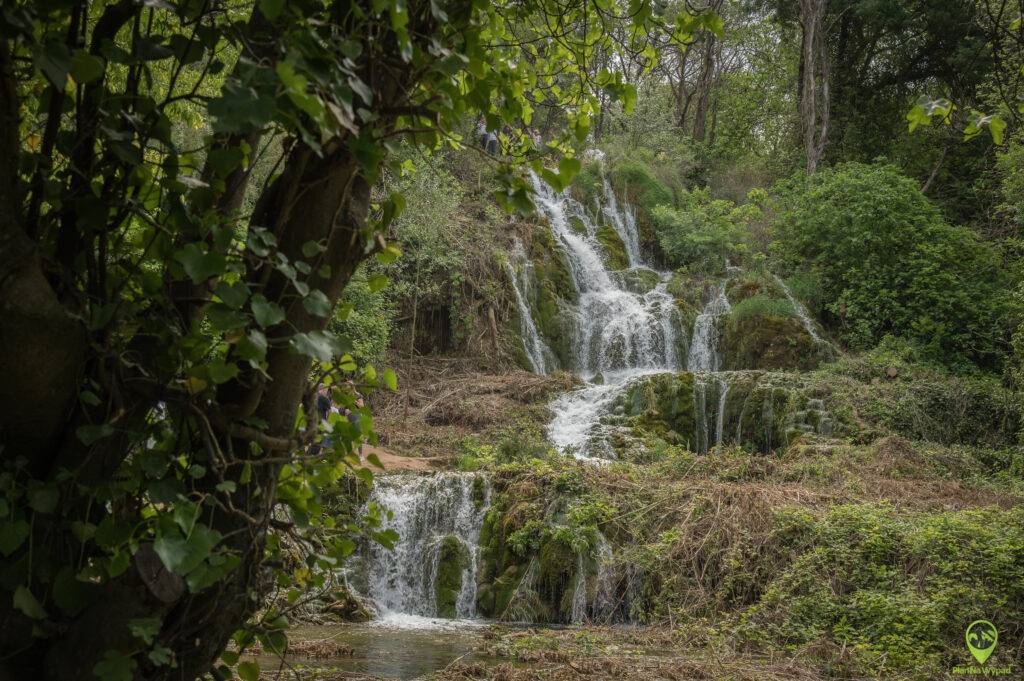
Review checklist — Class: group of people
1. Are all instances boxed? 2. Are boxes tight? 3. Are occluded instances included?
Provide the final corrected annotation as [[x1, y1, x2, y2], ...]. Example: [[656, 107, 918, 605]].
[[309, 384, 364, 457], [477, 118, 543, 155]]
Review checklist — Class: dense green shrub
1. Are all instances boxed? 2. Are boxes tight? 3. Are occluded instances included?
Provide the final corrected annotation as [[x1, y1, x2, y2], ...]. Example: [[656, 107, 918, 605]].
[[740, 504, 1024, 677], [771, 163, 1010, 369], [650, 188, 756, 269]]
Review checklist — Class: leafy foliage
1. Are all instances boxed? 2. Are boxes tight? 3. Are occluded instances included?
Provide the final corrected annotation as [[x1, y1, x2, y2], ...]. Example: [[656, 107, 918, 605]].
[[771, 163, 1011, 368]]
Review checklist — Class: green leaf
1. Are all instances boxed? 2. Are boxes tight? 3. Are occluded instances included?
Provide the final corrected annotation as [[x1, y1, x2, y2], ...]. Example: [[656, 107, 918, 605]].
[[53, 567, 96, 615], [28, 487, 59, 514], [367, 274, 389, 292], [238, 661, 260, 681], [153, 524, 221, 575], [35, 42, 71, 91], [13, 585, 47, 620], [175, 243, 226, 284], [383, 367, 398, 391], [77, 423, 114, 446], [93, 650, 136, 681], [302, 290, 332, 317], [208, 361, 239, 384], [290, 331, 335, 362], [0, 520, 29, 556], [260, 0, 285, 20], [251, 294, 286, 327], [69, 50, 104, 84], [128, 617, 162, 645], [237, 330, 268, 363]]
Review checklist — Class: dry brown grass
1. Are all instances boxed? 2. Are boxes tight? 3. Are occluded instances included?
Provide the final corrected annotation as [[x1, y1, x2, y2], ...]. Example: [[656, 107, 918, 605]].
[[370, 356, 576, 458]]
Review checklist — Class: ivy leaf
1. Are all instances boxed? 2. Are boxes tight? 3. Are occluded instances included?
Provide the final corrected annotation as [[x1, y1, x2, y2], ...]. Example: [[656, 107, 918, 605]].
[[153, 524, 221, 575], [93, 650, 137, 681], [128, 617, 162, 645], [251, 294, 286, 327], [77, 423, 114, 446], [28, 487, 59, 514], [260, 0, 285, 20], [290, 331, 335, 362], [13, 585, 47, 620], [0, 520, 29, 556], [35, 42, 71, 91], [238, 661, 260, 681], [69, 49, 104, 84], [175, 243, 226, 284], [302, 290, 332, 317]]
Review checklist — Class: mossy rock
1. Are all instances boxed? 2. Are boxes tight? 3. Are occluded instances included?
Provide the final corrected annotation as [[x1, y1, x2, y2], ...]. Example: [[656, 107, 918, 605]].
[[595, 224, 629, 270], [612, 267, 662, 294], [434, 534, 470, 618], [525, 222, 578, 366], [621, 372, 697, 448], [471, 474, 488, 509], [568, 215, 588, 236], [720, 312, 826, 371], [536, 537, 578, 623]]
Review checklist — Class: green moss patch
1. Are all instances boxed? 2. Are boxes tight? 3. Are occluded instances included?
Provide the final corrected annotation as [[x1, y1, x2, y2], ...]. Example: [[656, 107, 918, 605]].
[[595, 224, 629, 270], [434, 534, 471, 618]]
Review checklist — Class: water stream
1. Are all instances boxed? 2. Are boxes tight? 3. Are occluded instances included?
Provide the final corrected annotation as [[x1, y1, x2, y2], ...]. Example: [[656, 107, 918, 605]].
[[506, 239, 556, 374], [361, 473, 489, 620], [526, 174, 680, 458]]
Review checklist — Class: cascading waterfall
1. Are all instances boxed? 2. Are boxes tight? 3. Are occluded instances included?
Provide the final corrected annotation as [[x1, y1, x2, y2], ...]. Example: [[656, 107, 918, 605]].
[[529, 174, 678, 380], [570, 552, 588, 624], [688, 280, 732, 454], [715, 376, 730, 447], [599, 177, 642, 268], [591, 532, 617, 623], [687, 281, 730, 373], [506, 239, 556, 374], [362, 473, 490, 620], [525, 173, 680, 459], [772, 274, 825, 345]]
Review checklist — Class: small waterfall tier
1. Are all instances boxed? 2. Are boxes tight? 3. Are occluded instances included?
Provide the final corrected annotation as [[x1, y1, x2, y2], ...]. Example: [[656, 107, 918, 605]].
[[506, 239, 557, 374], [361, 472, 490, 620]]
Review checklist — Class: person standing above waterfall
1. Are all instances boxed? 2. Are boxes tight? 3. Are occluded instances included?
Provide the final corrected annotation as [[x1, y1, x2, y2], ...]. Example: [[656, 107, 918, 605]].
[[476, 117, 488, 148], [344, 392, 366, 459]]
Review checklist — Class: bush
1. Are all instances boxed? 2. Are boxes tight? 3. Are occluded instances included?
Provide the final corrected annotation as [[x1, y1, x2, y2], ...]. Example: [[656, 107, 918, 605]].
[[771, 163, 1010, 369], [650, 188, 755, 269]]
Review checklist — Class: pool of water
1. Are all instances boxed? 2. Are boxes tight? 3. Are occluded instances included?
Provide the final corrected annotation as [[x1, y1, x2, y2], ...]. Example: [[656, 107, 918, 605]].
[[256, 618, 492, 680]]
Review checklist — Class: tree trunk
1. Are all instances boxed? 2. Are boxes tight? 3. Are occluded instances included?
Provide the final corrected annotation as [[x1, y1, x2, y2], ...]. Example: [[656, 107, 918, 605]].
[[799, 0, 829, 173], [691, 34, 717, 142]]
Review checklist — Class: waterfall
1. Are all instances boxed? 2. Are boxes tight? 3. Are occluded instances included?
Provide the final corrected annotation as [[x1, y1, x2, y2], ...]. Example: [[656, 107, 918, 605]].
[[687, 281, 730, 372], [772, 274, 825, 345], [506, 239, 556, 373], [362, 473, 490, 620], [523, 173, 680, 459], [591, 531, 617, 623], [715, 375, 730, 447], [600, 177, 642, 267], [570, 552, 588, 624]]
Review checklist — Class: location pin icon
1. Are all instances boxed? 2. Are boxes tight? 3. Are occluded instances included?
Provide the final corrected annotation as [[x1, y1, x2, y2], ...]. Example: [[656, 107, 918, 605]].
[[966, 620, 998, 665]]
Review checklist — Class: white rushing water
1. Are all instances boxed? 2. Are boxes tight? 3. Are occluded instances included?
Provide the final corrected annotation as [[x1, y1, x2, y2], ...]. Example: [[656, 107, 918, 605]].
[[506, 239, 556, 374], [524, 173, 680, 459], [772, 273, 825, 345], [363, 473, 490, 620]]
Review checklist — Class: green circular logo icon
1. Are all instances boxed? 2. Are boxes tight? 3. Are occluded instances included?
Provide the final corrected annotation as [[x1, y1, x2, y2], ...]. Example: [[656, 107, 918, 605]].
[[965, 620, 998, 665]]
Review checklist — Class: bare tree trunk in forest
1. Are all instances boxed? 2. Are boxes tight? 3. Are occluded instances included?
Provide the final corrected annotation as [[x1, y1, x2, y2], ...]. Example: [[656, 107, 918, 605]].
[[691, 33, 718, 142], [799, 0, 829, 173]]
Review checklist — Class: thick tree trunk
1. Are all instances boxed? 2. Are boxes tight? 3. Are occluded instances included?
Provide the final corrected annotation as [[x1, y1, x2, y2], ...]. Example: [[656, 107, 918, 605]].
[[799, 0, 829, 173]]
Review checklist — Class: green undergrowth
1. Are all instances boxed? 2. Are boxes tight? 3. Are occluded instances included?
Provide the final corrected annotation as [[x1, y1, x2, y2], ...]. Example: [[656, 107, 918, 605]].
[[464, 431, 1024, 679]]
